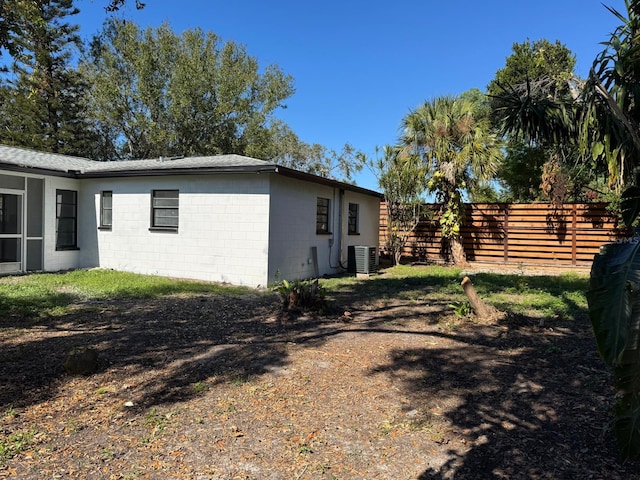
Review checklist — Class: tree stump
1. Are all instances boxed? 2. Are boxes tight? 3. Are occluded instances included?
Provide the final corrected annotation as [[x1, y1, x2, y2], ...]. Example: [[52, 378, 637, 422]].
[[64, 347, 99, 375], [461, 276, 492, 320]]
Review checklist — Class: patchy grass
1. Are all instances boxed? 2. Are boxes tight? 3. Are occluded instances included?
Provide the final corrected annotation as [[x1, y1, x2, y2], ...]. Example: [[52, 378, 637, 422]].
[[0, 264, 585, 322], [321, 265, 589, 320], [191, 381, 209, 394], [0, 269, 256, 318], [0, 430, 36, 463], [321, 264, 464, 308], [471, 272, 589, 319]]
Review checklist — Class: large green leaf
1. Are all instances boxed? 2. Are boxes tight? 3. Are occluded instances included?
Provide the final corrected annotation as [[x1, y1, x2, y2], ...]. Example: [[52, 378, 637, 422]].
[[590, 238, 640, 459], [616, 349, 640, 395], [615, 392, 640, 460], [587, 239, 640, 365]]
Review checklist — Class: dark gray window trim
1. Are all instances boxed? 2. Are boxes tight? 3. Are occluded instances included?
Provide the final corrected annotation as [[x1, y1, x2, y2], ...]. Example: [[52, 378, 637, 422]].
[[150, 189, 179, 231], [99, 190, 112, 230], [348, 202, 360, 235], [55, 189, 78, 251], [316, 197, 331, 234]]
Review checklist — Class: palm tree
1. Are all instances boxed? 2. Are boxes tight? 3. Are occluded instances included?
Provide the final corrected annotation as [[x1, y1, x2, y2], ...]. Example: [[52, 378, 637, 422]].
[[401, 95, 502, 265]]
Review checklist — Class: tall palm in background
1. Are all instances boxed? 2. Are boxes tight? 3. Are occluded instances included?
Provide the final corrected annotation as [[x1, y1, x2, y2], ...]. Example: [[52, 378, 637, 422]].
[[494, 0, 640, 195], [401, 96, 502, 265]]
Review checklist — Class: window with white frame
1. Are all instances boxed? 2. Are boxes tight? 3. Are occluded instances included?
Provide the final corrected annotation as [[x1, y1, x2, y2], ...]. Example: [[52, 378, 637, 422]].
[[151, 189, 179, 230], [316, 197, 330, 234]]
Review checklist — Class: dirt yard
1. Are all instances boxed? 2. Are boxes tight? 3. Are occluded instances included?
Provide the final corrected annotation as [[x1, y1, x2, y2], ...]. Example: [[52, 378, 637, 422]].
[[1, 269, 638, 479]]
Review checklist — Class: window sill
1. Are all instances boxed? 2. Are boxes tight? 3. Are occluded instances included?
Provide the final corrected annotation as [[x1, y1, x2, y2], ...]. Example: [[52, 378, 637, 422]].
[[98, 226, 112, 231], [348, 232, 360, 236], [149, 227, 178, 233], [56, 247, 80, 251], [316, 231, 332, 235]]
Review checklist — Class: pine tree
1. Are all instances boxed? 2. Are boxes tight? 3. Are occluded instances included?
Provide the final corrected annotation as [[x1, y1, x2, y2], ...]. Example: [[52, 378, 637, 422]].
[[0, 0, 95, 156]]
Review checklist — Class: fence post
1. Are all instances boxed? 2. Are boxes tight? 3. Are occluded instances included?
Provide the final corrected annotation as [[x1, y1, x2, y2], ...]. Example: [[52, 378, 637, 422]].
[[572, 204, 577, 265], [503, 204, 509, 263]]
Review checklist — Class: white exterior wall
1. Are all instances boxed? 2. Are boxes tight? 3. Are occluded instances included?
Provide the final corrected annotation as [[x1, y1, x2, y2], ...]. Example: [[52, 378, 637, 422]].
[[44, 176, 82, 272], [78, 174, 271, 287], [0, 164, 380, 286], [342, 189, 381, 256], [267, 175, 380, 284]]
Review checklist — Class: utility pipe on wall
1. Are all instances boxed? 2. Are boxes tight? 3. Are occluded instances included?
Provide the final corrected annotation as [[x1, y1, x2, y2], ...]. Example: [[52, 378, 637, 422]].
[[328, 187, 346, 270]]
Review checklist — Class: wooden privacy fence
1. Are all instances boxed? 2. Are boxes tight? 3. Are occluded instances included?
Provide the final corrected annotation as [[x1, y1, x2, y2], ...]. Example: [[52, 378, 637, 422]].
[[379, 202, 626, 267]]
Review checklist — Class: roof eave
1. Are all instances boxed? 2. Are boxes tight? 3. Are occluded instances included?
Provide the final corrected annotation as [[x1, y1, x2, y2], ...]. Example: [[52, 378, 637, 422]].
[[0, 162, 78, 178], [274, 165, 383, 198]]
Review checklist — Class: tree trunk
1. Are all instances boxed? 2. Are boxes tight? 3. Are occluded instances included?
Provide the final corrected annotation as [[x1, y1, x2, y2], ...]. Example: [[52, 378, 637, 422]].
[[394, 248, 402, 266], [461, 276, 491, 319], [451, 236, 467, 266]]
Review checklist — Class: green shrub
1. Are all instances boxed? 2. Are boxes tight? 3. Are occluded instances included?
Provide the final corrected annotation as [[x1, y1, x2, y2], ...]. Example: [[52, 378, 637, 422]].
[[273, 278, 326, 313]]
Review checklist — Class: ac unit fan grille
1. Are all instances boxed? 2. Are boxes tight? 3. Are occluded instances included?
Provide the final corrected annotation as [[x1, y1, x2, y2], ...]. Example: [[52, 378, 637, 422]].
[[348, 245, 377, 274]]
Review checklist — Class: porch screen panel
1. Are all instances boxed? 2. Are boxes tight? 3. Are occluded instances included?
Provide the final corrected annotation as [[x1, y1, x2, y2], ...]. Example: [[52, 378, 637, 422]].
[[0, 238, 20, 262], [0, 194, 21, 234], [26, 239, 42, 271], [0, 174, 24, 190]]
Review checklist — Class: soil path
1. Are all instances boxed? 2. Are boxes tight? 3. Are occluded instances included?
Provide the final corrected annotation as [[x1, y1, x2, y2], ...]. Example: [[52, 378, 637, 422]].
[[1, 276, 638, 479]]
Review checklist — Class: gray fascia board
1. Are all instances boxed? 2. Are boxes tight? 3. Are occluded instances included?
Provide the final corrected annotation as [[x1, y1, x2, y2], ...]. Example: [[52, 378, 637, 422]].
[[79, 165, 279, 178], [0, 162, 79, 178]]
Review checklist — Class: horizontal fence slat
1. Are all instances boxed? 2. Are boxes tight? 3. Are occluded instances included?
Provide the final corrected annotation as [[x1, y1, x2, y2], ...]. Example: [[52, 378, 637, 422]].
[[380, 201, 626, 267]]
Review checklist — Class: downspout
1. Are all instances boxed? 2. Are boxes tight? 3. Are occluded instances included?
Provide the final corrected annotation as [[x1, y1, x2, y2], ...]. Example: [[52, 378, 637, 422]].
[[338, 188, 346, 269], [329, 187, 344, 269], [329, 187, 346, 270]]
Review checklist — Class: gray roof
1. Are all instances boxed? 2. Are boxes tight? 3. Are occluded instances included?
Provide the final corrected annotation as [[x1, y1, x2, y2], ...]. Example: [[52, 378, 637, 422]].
[[0, 145, 95, 172], [0, 144, 382, 198], [86, 154, 274, 173], [0, 145, 275, 174]]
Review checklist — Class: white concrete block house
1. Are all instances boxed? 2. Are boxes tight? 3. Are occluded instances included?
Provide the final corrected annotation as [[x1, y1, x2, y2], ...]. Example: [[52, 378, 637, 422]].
[[0, 145, 381, 287]]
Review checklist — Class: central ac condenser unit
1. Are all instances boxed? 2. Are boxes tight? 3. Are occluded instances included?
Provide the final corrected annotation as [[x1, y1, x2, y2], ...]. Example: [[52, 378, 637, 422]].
[[347, 245, 377, 274]]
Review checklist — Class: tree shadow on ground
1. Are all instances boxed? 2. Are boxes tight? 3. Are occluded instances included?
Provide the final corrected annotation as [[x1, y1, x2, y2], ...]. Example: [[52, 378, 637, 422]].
[[370, 311, 640, 479], [0, 269, 459, 416], [4, 267, 633, 478], [0, 292, 351, 412]]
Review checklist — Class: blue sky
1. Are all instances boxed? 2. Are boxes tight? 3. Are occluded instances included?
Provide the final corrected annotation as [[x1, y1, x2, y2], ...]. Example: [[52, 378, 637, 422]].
[[75, 0, 626, 191]]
